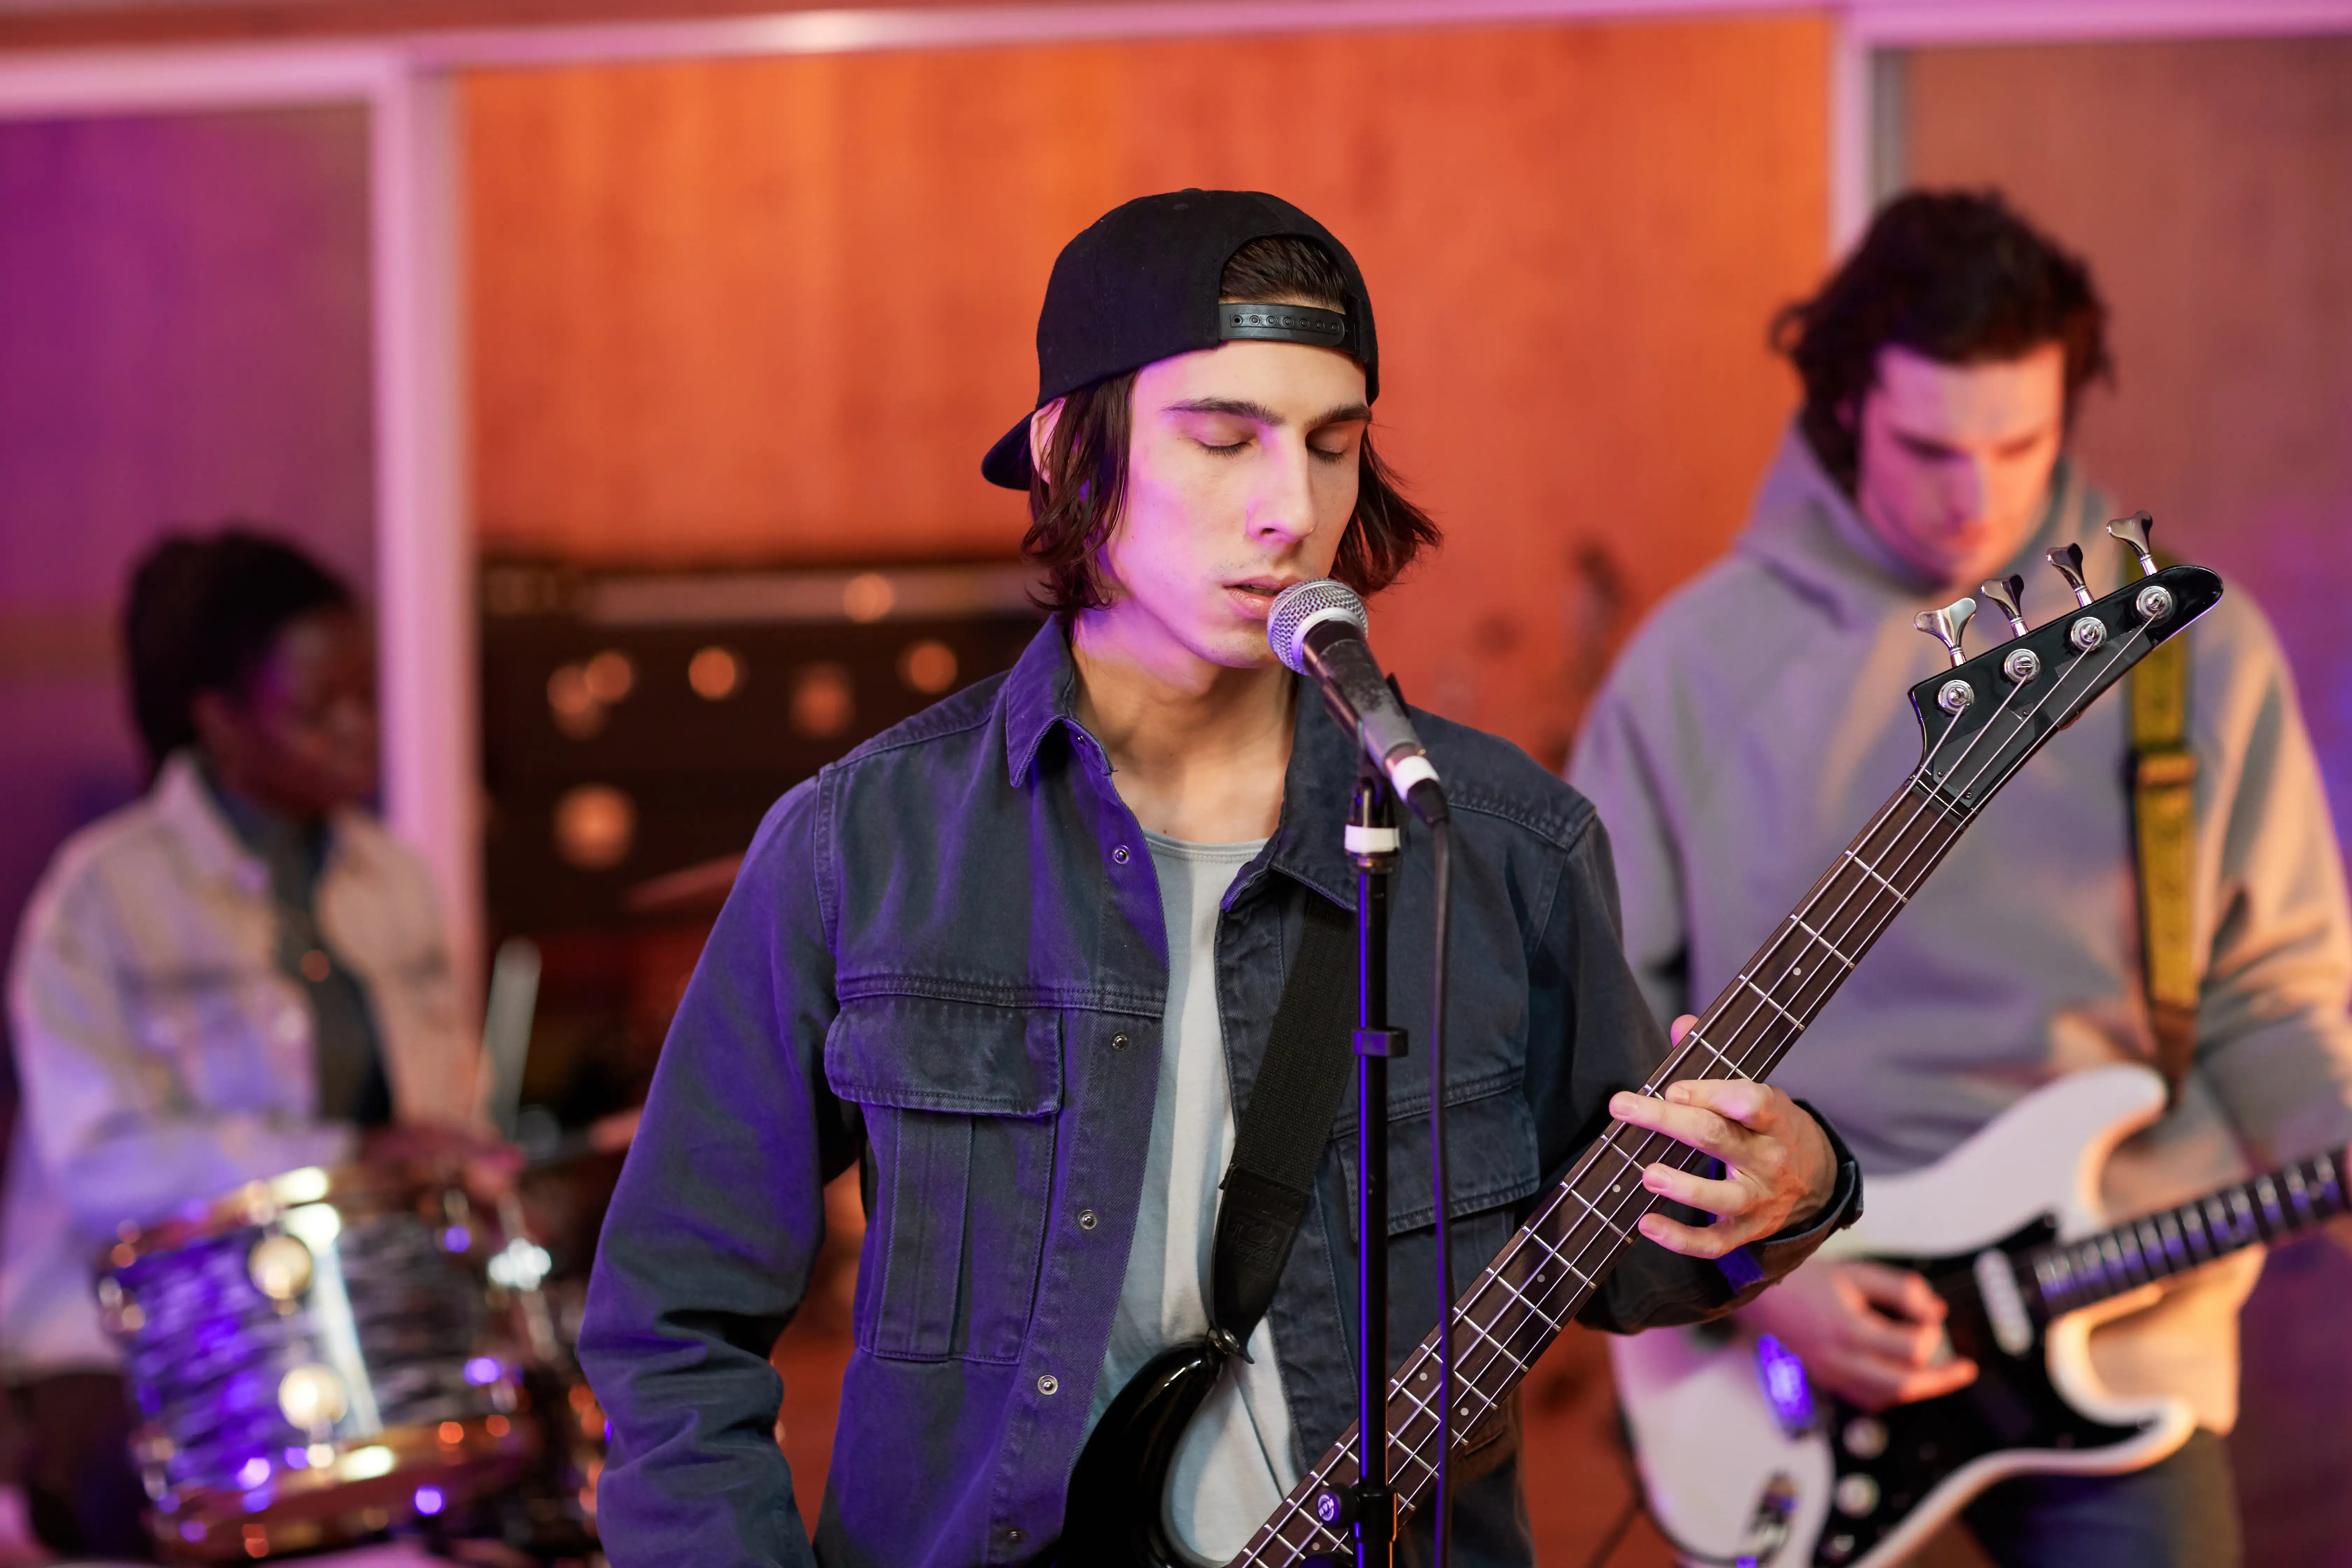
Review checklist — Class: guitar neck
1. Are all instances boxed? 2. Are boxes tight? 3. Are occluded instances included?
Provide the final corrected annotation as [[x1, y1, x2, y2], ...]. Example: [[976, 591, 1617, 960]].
[[1230, 775, 1972, 1564], [1228, 560, 2223, 1566], [2024, 1144, 2352, 1319]]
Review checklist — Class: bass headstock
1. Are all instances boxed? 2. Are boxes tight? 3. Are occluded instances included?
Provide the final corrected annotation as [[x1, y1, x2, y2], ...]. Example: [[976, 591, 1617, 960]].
[[1909, 512, 2222, 811]]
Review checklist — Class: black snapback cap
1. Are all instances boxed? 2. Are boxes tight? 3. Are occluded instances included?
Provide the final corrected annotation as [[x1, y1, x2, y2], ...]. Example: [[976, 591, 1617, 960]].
[[980, 189, 1379, 490]]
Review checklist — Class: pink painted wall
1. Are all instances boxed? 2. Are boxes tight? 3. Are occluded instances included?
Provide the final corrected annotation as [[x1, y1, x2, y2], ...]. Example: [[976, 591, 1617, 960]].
[[0, 104, 375, 1032]]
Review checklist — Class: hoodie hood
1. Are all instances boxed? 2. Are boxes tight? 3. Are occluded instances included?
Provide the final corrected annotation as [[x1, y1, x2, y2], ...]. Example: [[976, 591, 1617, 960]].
[[1735, 422, 2109, 631]]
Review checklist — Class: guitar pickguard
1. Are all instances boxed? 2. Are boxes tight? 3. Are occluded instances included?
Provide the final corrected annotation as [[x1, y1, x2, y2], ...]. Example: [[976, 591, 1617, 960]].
[[1804, 1219, 2154, 1567]]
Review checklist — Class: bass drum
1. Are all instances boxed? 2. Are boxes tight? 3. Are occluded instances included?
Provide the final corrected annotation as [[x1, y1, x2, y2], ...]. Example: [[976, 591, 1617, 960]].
[[98, 1163, 560, 1562]]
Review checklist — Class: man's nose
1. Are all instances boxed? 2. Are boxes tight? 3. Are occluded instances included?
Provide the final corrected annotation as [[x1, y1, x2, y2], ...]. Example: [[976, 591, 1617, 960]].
[[1247, 438, 1319, 546], [1949, 454, 1992, 524]]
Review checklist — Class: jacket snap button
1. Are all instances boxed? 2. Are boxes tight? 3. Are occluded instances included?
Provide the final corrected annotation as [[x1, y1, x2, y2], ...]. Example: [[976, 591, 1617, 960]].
[[1111, 1032, 1130, 1050], [1004, 1527, 1023, 1545], [1077, 1209, 1098, 1231], [1112, 845, 1130, 864], [1037, 1374, 1059, 1396]]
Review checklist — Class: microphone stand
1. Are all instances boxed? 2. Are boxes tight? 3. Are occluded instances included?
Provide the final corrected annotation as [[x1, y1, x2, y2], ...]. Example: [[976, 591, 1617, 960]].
[[1346, 762, 1405, 1568]]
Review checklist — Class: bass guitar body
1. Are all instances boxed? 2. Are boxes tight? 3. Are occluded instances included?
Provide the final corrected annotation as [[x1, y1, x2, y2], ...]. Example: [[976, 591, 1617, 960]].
[[1615, 1065, 2222, 1567], [1056, 1340, 1224, 1567]]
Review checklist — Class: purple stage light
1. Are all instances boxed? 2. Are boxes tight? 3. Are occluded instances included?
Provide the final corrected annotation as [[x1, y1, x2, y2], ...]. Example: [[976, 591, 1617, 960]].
[[463, 1356, 502, 1386], [1754, 1333, 1816, 1436], [414, 1485, 445, 1516], [236, 1456, 270, 1489], [442, 1226, 471, 1252]]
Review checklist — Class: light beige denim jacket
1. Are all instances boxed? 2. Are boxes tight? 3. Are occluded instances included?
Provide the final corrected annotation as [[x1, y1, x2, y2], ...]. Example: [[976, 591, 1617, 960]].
[[1571, 426, 2352, 1431], [2, 751, 477, 1375]]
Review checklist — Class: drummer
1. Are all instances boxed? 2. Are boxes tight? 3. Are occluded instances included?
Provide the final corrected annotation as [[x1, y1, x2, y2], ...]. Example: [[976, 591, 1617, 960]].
[[0, 529, 500, 1558]]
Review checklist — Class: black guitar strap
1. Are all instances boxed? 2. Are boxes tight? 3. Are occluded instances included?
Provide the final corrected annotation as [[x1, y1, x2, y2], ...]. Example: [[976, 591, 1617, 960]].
[[1207, 889, 1359, 1350]]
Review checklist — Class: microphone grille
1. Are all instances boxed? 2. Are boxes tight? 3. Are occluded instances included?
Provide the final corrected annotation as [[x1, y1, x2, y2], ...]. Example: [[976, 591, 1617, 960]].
[[1267, 579, 1367, 675]]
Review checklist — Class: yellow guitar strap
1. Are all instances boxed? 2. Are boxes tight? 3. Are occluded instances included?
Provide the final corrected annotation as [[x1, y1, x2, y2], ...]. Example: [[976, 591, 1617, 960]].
[[2130, 619, 2199, 1107]]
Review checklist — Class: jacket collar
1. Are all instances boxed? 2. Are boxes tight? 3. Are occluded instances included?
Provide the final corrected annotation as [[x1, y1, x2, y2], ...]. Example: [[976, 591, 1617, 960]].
[[152, 750, 267, 892], [999, 617, 1358, 912], [151, 748, 365, 892], [1736, 422, 2096, 629]]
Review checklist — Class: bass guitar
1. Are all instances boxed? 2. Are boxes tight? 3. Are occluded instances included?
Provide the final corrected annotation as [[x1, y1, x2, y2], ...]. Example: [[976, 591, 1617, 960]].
[[1612, 1061, 2349, 1568], [1058, 541, 2223, 1565]]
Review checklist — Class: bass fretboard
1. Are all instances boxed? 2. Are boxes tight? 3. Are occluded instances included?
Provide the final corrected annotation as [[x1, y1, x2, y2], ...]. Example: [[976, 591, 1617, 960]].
[[1222, 576, 2201, 1567], [1228, 773, 1975, 1563]]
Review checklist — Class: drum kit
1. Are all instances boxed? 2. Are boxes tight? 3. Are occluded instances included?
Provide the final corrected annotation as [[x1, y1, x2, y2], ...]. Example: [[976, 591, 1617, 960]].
[[97, 1163, 603, 1564], [89, 941, 627, 1565]]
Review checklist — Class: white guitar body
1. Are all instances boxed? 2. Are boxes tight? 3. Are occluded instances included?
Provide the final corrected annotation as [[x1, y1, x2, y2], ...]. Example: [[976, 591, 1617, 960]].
[[1612, 1064, 2197, 1568]]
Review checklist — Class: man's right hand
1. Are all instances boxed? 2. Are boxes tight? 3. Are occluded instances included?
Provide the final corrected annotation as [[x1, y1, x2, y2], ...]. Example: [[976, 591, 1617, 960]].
[[1738, 1257, 1979, 1412]]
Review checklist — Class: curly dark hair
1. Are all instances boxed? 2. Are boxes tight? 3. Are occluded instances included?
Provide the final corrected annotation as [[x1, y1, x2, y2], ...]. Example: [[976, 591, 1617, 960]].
[[1021, 234, 1440, 612], [1773, 189, 2113, 492], [124, 527, 355, 774]]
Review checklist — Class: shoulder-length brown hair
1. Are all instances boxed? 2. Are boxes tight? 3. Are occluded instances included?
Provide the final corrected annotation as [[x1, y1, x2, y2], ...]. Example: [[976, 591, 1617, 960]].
[[1021, 236, 1440, 613]]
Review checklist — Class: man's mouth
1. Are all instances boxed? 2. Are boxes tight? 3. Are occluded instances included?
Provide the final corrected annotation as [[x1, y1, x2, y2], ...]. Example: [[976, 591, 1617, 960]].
[[1222, 578, 1295, 621]]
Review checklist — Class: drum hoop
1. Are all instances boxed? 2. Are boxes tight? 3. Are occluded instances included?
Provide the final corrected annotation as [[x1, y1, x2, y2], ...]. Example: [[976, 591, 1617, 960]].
[[97, 1161, 450, 1274]]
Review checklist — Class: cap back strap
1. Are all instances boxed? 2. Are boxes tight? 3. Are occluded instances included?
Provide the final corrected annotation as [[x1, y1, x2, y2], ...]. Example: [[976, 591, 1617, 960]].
[[1218, 301, 1350, 352]]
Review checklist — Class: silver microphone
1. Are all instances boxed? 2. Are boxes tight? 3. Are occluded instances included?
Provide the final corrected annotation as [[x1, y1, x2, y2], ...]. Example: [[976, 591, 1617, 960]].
[[1267, 579, 1448, 824]]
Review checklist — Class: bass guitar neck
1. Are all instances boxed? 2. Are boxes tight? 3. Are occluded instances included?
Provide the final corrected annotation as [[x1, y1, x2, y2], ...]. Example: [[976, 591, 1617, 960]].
[[1223, 559, 2224, 1566]]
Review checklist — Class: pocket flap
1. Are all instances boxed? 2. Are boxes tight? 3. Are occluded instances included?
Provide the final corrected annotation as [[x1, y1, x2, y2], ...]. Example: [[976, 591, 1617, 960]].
[[1338, 1084, 1541, 1239], [825, 995, 1062, 1116]]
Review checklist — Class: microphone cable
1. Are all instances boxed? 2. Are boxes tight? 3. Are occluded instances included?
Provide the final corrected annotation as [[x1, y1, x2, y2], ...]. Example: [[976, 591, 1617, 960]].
[[1428, 813, 1455, 1566]]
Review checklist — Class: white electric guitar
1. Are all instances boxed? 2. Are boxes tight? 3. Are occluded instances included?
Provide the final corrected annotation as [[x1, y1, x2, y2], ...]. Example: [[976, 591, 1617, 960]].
[[1612, 1062, 2351, 1568]]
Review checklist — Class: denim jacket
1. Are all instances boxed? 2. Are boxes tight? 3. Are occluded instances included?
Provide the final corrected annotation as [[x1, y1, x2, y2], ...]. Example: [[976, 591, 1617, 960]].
[[581, 620, 1858, 1567]]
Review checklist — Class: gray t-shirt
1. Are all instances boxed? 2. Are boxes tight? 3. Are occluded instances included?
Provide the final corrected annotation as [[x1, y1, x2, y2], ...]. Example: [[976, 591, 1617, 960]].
[[1087, 830, 1297, 1564]]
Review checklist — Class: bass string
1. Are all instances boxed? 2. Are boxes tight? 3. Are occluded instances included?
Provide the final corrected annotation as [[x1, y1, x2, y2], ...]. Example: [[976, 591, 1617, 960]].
[[1236, 679, 2039, 1562], [1238, 621, 2158, 1560], [1378, 765, 1984, 1432], [1227, 792, 1969, 1562], [1385, 628, 2151, 1448], [1236, 791, 1977, 1558], [1237, 705, 2004, 1558], [1358, 626, 2158, 1498], [1368, 796, 1959, 1476], [1456, 624, 2146, 1332]]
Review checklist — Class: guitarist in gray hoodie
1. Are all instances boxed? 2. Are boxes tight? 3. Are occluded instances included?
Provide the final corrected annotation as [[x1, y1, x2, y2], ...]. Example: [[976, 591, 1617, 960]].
[[1572, 190, 2352, 1566]]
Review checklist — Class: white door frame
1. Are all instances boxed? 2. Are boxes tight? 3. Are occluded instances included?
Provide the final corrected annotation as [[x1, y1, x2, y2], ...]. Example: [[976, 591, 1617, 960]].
[[0, 46, 479, 1010], [2, 0, 2347, 996]]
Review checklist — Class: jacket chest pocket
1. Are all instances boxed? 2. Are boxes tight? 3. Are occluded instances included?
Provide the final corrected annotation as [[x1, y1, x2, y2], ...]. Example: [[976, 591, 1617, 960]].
[[825, 994, 1062, 1365]]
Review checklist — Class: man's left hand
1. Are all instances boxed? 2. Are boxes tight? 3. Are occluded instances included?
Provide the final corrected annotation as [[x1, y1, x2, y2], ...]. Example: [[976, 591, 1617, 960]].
[[1606, 1014, 1839, 1259]]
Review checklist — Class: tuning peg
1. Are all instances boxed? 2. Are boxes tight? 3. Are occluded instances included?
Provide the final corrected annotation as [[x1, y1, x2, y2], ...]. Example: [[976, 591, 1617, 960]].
[[1979, 575, 2029, 639], [2106, 511, 2158, 578], [2045, 542, 2093, 608], [1913, 595, 1976, 669]]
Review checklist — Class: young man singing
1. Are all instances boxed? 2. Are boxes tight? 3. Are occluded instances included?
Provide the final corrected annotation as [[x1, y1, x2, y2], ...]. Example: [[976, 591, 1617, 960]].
[[581, 190, 1859, 1566]]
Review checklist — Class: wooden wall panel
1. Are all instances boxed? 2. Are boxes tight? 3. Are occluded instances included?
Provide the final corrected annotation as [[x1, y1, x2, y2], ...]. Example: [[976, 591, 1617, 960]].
[[465, 13, 1830, 766], [1908, 37, 2352, 1568]]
